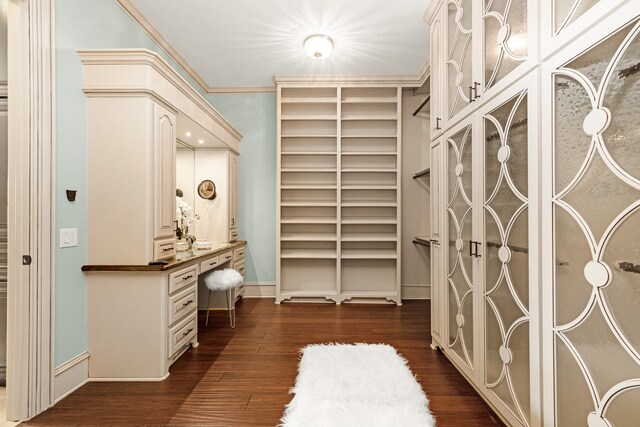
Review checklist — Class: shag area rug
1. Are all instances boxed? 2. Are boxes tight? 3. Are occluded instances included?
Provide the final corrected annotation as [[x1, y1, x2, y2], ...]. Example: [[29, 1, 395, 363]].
[[280, 343, 436, 427]]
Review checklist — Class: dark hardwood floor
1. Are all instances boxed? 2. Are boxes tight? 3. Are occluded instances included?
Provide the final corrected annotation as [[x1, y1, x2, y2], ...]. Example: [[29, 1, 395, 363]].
[[24, 299, 503, 426]]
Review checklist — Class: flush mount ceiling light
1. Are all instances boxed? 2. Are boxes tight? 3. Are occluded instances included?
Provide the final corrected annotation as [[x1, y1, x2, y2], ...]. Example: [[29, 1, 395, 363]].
[[304, 34, 333, 60]]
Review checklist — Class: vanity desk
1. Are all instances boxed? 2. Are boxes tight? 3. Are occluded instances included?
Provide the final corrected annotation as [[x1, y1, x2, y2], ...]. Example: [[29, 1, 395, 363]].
[[82, 241, 246, 381]]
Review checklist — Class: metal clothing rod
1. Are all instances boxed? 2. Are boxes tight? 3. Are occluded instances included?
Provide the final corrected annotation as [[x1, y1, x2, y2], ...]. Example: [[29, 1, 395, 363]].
[[413, 168, 431, 179], [412, 95, 431, 117]]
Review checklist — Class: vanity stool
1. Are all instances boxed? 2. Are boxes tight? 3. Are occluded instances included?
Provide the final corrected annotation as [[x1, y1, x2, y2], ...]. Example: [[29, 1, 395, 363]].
[[204, 268, 244, 328]]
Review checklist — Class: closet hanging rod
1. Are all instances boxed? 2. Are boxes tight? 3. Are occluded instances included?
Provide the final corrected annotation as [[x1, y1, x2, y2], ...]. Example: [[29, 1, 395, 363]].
[[412, 236, 431, 247], [413, 168, 431, 179], [412, 95, 431, 117]]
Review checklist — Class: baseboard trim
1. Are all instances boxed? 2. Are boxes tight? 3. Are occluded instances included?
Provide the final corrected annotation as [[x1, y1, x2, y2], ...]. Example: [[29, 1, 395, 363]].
[[401, 284, 431, 300], [89, 372, 170, 382], [53, 352, 90, 403], [243, 281, 276, 298]]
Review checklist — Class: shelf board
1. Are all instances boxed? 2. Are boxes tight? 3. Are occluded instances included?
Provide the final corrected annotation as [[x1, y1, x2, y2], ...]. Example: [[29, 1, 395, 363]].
[[281, 218, 337, 224], [281, 97, 338, 104], [281, 234, 337, 241], [281, 151, 337, 155], [341, 202, 397, 207], [413, 236, 432, 247], [341, 97, 397, 104], [280, 168, 337, 173], [341, 152, 397, 156], [341, 168, 397, 173], [281, 115, 338, 121], [281, 249, 337, 259], [281, 202, 337, 207], [341, 234, 397, 242], [413, 168, 431, 179], [341, 249, 398, 259], [281, 135, 338, 138], [342, 185, 397, 190], [341, 135, 397, 138], [281, 185, 337, 190], [341, 116, 397, 121], [341, 219, 398, 224]]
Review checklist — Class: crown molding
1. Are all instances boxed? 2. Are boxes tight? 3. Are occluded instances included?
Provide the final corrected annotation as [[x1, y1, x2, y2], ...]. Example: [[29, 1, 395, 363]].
[[424, 0, 443, 23], [206, 86, 276, 94], [417, 59, 430, 87], [273, 73, 425, 87], [78, 48, 242, 146]]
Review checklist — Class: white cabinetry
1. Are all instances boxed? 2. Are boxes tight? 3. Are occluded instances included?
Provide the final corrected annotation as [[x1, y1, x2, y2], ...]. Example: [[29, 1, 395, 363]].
[[427, 0, 535, 138], [275, 84, 402, 304], [194, 149, 239, 243], [86, 97, 177, 264], [427, 1, 640, 426]]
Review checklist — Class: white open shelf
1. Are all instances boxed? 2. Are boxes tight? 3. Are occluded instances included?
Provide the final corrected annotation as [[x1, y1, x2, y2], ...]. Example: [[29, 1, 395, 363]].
[[277, 85, 401, 304]]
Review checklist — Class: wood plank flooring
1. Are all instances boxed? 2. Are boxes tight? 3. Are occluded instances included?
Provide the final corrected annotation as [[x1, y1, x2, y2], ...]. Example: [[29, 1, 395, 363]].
[[24, 299, 503, 426]]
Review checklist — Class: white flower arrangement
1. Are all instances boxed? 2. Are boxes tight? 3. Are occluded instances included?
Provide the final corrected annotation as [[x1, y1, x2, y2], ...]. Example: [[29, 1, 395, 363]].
[[176, 196, 200, 243]]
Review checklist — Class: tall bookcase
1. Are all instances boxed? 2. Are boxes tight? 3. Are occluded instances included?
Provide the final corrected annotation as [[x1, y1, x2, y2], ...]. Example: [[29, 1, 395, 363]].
[[276, 84, 402, 304]]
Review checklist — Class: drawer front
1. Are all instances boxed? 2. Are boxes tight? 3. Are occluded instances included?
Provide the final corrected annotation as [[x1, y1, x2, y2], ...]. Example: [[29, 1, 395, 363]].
[[168, 312, 197, 358], [219, 251, 233, 265], [229, 228, 238, 242], [154, 238, 176, 260], [169, 264, 198, 295], [199, 255, 220, 274], [235, 283, 245, 299], [233, 246, 245, 262], [234, 261, 245, 277], [168, 285, 197, 326]]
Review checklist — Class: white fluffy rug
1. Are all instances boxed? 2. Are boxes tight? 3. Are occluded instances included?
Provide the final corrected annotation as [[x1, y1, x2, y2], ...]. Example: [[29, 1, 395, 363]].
[[280, 343, 436, 427]]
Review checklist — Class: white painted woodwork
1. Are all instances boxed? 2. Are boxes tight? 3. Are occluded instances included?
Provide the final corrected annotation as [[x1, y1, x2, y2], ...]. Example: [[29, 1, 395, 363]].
[[427, 1, 640, 426], [199, 244, 247, 309], [153, 103, 177, 239], [193, 149, 239, 244], [86, 270, 198, 380], [275, 83, 402, 304]]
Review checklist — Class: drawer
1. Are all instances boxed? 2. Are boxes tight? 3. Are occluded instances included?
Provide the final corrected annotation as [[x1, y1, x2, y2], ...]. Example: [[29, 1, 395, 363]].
[[169, 264, 198, 295], [234, 261, 245, 276], [199, 255, 220, 274], [219, 251, 233, 265], [229, 228, 238, 242], [235, 284, 245, 299], [154, 238, 176, 260], [168, 312, 197, 358], [168, 284, 197, 326], [233, 246, 245, 262]]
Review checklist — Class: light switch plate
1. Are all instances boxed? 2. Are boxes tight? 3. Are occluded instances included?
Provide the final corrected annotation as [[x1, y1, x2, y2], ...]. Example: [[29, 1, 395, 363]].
[[60, 228, 78, 248]]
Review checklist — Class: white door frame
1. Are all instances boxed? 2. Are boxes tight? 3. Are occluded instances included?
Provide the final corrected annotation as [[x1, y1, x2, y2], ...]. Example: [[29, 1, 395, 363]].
[[6, 0, 54, 421]]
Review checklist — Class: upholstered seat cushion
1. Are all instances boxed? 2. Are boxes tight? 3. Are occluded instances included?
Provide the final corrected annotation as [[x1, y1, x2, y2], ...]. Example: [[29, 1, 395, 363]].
[[204, 268, 243, 291]]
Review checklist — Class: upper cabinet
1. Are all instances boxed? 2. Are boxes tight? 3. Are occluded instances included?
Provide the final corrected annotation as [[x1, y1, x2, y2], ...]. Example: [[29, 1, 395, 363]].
[[80, 50, 242, 264], [426, 0, 535, 135]]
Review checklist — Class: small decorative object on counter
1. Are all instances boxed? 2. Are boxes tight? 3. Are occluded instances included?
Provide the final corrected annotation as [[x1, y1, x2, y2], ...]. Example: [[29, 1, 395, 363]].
[[176, 191, 200, 248], [193, 240, 212, 251]]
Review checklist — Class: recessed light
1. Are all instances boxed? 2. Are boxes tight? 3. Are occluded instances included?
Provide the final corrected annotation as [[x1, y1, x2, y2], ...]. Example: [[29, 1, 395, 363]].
[[185, 132, 192, 137], [198, 139, 204, 145]]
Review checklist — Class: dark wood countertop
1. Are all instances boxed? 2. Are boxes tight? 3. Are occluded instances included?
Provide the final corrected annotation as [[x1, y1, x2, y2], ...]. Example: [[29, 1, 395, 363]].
[[82, 240, 246, 272]]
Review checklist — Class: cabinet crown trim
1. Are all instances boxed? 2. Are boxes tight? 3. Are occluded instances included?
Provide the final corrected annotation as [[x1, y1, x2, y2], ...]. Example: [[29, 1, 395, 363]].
[[78, 49, 242, 144]]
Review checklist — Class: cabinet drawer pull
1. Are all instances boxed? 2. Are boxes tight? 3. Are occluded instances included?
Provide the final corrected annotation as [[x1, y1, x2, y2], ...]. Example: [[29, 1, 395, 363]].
[[209, 261, 217, 266], [182, 300, 194, 307], [436, 117, 441, 130], [162, 247, 173, 252], [182, 328, 194, 337], [182, 275, 193, 281]]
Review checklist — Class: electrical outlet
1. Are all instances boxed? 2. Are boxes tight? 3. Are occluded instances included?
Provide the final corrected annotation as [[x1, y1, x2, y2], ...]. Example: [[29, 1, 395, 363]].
[[60, 228, 78, 248]]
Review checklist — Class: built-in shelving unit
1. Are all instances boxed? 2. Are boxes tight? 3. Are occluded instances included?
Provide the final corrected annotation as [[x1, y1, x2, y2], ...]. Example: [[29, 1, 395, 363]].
[[276, 85, 402, 304]]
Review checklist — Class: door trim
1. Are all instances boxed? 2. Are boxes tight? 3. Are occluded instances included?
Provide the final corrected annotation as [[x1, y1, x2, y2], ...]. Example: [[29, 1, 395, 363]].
[[7, 0, 54, 420]]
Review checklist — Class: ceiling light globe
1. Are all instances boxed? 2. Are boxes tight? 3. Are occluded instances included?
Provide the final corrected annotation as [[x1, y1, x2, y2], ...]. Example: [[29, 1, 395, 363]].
[[304, 35, 333, 60]]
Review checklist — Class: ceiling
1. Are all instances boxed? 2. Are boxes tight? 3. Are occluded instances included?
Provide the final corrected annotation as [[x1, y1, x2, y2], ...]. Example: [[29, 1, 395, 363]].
[[126, 0, 430, 90]]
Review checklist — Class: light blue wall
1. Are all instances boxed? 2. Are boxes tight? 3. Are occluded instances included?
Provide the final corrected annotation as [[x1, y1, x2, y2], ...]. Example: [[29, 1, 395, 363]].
[[206, 94, 277, 283], [54, 0, 211, 366]]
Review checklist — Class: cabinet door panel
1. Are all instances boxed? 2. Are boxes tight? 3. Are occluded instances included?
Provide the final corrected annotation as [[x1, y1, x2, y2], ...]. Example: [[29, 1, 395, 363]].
[[445, 0, 475, 121], [483, 88, 531, 425], [550, 18, 640, 427], [430, 5, 445, 139], [445, 121, 475, 371], [153, 103, 176, 239], [482, 0, 528, 91], [229, 153, 238, 231]]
